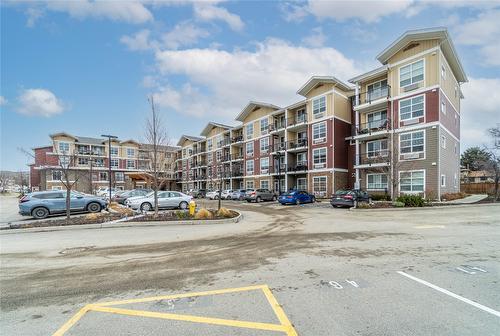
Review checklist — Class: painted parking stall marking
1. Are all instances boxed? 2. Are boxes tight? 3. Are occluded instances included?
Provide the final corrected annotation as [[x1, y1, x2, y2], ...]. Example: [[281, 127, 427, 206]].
[[455, 265, 488, 275], [52, 284, 298, 336], [321, 278, 365, 290]]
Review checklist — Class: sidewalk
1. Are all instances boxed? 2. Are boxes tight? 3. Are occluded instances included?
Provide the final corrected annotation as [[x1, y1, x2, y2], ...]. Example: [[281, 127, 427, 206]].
[[447, 194, 488, 204]]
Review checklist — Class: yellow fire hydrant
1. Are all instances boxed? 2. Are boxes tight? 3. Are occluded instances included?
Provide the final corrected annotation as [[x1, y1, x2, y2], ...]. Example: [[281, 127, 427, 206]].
[[189, 200, 196, 216]]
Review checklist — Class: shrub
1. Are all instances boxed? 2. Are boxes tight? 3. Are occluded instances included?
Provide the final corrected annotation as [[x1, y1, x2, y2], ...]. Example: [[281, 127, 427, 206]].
[[393, 201, 405, 207], [85, 213, 100, 220], [216, 207, 233, 218], [371, 194, 391, 201], [195, 208, 213, 220], [441, 192, 467, 201], [396, 194, 425, 207], [175, 210, 191, 219]]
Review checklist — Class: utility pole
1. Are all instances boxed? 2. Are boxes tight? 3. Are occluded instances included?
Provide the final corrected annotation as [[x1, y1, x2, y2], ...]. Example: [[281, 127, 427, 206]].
[[101, 134, 118, 201]]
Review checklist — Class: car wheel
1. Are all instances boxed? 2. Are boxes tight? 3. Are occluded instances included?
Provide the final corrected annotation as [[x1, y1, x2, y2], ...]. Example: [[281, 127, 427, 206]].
[[214, 195, 219, 200], [272, 195, 277, 201], [179, 201, 188, 210], [247, 200, 251, 203], [311, 196, 316, 203], [331, 204, 337, 208], [32, 207, 49, 219], [239, 196, 244, 201], [140, 202, 152, 211], [256, 196, 261, 203], [87, 202, 102, 213]]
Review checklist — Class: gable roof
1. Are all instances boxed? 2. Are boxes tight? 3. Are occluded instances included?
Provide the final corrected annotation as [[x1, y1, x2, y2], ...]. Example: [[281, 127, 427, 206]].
[[297, 76, 353, 97], [235, 101, 281, 122], [376, 27, 467, 83], [200, 122, 233, 137], [176, 135, 204, 146], [348, 65, 388, 84]]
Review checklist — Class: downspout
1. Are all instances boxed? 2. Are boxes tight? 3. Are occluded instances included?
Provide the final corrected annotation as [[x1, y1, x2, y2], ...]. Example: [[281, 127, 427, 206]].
[[354, 83, 360, 189]]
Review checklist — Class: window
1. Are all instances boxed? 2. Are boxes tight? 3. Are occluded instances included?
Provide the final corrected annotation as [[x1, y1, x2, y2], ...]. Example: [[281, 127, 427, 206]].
[[58, 142, 70, 153], [52, 171, 62, 181], [297, 178, 307, 191], [246, 160, 254, 175], [367, 110, 387, 129], [367, 174, 388, 190], [99, 172, 108, 181], [126, 160, 136, 169], [110, 146, 119, 157], [246, 180, 254, 189], [313, 176, 327, 195], [216, 135, 223, 148], [312, 96, 326, 119], [313, 148, 327, 167], [312, 122, 326, 141], [111, 158, 119, 168], [441, 174, 446, 187], [78, 157, 88, 165], [400, 170, 425, 193], [260, 118, 269, 135], [208, 153, 213, 164], [216, 151, 222, 162], [441, 135, 446, 149], [126, 148, 135, 158], [246, 123, 254, 140], [297, 108, 307, 123], [260, 137, 269, 153], [400, 131, 424, 154], [94, 158, 104, 167], [454, 173, 457, 187], [59, 156, 70, 167], [367, 79, 388, 101], [441, 65, 446, 79], [207, 139, 213, 151], [441, 101, 446, 115], [399, 95, 424, 120], [115, 172, 124, 182], [400, 59, 424, 87], [297, 152, 307, 166], [367, 140, 388, 157], [260, 157, 269, 172], [260, 180, 269, 189], [246, 142, 254, 157]]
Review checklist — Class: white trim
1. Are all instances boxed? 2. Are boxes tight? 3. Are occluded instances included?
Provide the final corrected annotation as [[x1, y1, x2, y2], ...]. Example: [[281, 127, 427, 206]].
[[366, 173, 389, 191], [398, 93, 426, 124], [399, 169, 426, 194], [312, 147, 327, 169], [399, 129, 426, 161], [312, 95, 327, 120], [312, 121, 327, 141], [259, 179, 270, 189], [333, 168, 349, 173], [333, 115, 351, 124], [441, 174, 446, 187], [390, 84, 439, 101], [398, 57, 425, 91], [312, 175, 328, 196]]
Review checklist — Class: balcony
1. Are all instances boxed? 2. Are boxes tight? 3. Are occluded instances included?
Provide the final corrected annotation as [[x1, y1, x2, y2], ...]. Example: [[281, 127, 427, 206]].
[[232, 170, 244, 177], [271, 142, 287, 153], [269, 121, 286, 134], [355, 150, 391, 168], [353, 86, 391, 111], [287, 139, 308, 152], [287, 115, 308, 130], [287, 162, 308, 173], [269, 165, 287, 175], [231, 135, 244, 144], [353, 118, 392, 138], [232, 153, 244, 161]]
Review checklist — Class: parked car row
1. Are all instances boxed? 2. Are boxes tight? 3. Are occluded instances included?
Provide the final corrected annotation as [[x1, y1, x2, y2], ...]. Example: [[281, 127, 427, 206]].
[[125, 191, 192, 211]]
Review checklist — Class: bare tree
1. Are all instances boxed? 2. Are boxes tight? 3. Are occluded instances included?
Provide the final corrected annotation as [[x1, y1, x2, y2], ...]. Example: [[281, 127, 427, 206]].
[[0, 171, 8, 193], [145, 95, 168, 217], [56, 151, 82, 219], [482, 126, 500, 201]]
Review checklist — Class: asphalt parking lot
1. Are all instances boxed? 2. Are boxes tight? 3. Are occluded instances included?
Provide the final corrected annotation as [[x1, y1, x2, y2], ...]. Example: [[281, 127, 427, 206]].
[[0, 199, 499, 335]]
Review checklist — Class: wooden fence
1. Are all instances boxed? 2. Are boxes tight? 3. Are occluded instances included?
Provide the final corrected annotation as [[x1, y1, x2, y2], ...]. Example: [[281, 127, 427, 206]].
[[461, 182, 496, 195]]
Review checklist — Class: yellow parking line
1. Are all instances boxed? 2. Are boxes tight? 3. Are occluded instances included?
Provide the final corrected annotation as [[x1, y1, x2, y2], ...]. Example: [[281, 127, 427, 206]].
[[262, 285, 298, 336], [97, 284, 267, 307], [90, 305, 287, 332], [52, 304, 93, 336]]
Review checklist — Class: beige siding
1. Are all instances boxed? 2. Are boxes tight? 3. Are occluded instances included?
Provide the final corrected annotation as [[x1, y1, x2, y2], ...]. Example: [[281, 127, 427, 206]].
[[242, 107, 274, 124], [439, 51, 461, 110], [333, 92, 351, 122], [387, 39, 440, 64], [307, 83, 335, 98], [208, 126, 228, 138]]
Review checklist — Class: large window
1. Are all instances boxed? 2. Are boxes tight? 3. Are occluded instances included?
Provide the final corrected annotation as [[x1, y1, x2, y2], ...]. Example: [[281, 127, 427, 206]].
[[110, 146, 119, 157], [367, 79, 388, 101], [367, 140, 388, 157], [400, 59, 424, 87], [78, 157, 89, 165], [246, 180, 254, 189], [260, 118, 269, 135], [126, 148, 135, 158], [400, 131, 424, 154], [260, 180, 269, 190], [260, 137, 269, 153], [246, 160, 254, 175], [400, 170, 425, 193], [52, 170, 62, 181], [297, 178, 307, 191], [246, 123, 254, 140], [367, 174, 388, 190], [246, 142, 254, 157], [260, 157, 269, 172], [111, 158, 119, 168], [207, 139, 213, 151], [399, 95, 424, 120], [99, 172, 108, 181], [58, 142, 70, 153], [367, 110, 387, 129], [126, 159, 136, 169], [313, 147, 327, 167], [312, 96, 326, 119], [312, 122, 326, 141], [115, 172, 124, 182], [313, 176, 327, 195]]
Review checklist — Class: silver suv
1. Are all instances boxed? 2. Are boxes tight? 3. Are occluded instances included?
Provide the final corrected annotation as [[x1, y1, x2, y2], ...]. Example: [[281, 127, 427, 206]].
[[245, 189, 277, 203]]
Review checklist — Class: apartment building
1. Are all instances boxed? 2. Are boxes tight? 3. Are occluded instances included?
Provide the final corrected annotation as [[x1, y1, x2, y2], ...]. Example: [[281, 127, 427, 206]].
[[30, 132, 179, 193], [349, 28, 466, 199], [174, 28, 466, 199]]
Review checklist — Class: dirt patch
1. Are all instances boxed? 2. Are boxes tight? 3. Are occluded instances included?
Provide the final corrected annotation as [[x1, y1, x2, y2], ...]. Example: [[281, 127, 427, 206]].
[[4, 214, 123, 230]]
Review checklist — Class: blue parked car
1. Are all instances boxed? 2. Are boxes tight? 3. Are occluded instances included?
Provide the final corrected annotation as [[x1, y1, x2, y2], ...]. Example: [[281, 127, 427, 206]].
[[278, 190, 316, 205], [19, 190, 108, 219]]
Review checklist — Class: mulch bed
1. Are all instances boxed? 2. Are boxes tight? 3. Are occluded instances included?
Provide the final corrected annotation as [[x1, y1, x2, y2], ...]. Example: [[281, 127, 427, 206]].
[[126, 209, 239, 222]]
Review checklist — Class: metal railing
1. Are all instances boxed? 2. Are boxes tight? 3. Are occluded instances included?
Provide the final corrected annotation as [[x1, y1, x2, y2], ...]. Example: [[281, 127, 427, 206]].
[[287, 138, 308, 150], [231, 135, 243, 143], [353, 85, 391, 106], [356, 150, 391, 166], [354, 118, 391, 136], [287, 115, 307, 127], [287, 162, 308, 172]]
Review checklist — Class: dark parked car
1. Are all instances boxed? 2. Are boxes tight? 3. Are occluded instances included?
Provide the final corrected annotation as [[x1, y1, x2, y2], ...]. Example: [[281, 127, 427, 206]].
[[245, 189, 277, 202], [112, 189, 152, 204], [330, 189, 371, 208], [19, 191, 108, 219], [189, 189, 206, 198], [279, 190, 315, 205]]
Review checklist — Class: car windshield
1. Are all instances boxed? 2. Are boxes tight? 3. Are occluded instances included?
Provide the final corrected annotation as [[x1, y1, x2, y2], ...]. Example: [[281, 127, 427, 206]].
[[335, 190, 349, 195]]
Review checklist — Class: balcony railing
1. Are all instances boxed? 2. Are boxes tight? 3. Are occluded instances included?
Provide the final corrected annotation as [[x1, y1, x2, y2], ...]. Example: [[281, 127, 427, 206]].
[[232, 153, 244, 160], [356, 150, 391, 166], [354, 118, 391, 136], [231, 135, 243, 143], [287, 138, 308, 150], [287, 115, 307, 127], [287, 162, 308, 172], [272, 142, 287, 153], [354, 85, 391, 106], [269, 121, 286, 133], [269, 165, 287, 174]]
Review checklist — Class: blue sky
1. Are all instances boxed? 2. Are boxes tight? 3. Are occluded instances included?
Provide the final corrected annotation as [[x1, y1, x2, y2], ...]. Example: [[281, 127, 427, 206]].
[[1, 0, 499, 171]]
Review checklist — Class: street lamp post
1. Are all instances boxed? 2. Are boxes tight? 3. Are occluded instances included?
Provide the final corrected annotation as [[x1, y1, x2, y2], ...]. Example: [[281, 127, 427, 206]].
[[101, 134, 118, 202]]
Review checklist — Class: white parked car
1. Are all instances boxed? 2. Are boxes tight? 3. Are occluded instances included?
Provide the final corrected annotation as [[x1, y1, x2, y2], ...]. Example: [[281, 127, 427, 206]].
[[221, 189, 234, 200], [96, 187, 118, 197], [205, 190, 221, 200], [126, 191, 192, 211]]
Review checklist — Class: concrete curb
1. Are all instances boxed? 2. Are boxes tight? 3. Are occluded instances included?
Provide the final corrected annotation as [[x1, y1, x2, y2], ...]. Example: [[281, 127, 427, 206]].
[[0, 211, 243, 235], [349, 202, 499, 212]]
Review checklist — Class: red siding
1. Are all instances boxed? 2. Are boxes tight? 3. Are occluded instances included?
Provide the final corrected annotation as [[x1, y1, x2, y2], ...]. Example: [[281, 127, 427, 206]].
[[439, 91, 460, 138], [392, 89, 439, 129], [333, 118, 350, 169]]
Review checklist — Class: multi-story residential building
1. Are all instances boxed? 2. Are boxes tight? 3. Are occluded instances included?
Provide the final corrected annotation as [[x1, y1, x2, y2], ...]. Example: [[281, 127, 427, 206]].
[[174, 28, 466, 199], [349, 28, 466, 199], [30, 132, 179, 193]]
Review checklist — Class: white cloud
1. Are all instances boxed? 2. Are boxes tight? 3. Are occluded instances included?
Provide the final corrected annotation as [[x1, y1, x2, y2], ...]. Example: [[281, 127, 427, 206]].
[[120, 29, 155, 51], [162, 21, 210, 49], [193, 2, 244, 31], [301, 27, 326, 47], [279, 2, 309, 22], [0, 96, 7, 106], [461, 78, 500, 149], [25, 7, 44, 27], [152, 38, 360, 119], [17, 89, 64, 117], [45, 0, 153, 24]]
